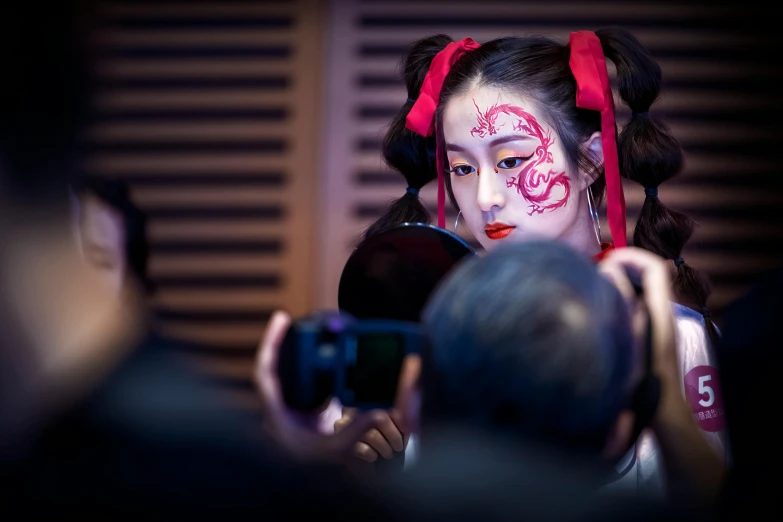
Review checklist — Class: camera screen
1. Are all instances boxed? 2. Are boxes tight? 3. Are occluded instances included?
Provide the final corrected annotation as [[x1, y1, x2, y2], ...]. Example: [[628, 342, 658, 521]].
[[347, 333, 406, 406]]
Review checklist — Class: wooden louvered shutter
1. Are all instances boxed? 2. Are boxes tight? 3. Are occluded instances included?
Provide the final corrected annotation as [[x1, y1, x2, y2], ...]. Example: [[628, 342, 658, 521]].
[[87, 1, 323, 408], [318, 0, 782, 323]]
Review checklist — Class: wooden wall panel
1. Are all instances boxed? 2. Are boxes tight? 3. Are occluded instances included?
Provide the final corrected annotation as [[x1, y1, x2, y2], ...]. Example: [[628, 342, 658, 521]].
[[86, 1, 324, 406]]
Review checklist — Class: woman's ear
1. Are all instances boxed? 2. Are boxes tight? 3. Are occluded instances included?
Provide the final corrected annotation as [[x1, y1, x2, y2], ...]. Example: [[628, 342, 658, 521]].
[[579, 131, 604, 189]]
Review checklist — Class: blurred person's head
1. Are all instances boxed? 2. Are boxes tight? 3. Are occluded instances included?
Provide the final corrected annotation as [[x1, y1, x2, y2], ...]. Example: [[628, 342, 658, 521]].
[[0, 3, 142, 449], [395, 241, 642, 468], [75, 176, 152, 298]]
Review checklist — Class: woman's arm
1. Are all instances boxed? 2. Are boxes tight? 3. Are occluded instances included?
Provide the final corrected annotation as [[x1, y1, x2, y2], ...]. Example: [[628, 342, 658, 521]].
[[652, 366, 726, 506], [600, 249, 727, 506]]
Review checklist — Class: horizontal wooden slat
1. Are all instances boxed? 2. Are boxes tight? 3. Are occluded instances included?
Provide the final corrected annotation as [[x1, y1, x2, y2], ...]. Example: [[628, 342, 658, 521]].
[[101, 3, 297, 17], [161, 323, 267, 347], [95, 29, 295, 46], [357, 3, 742, 18], [358, 44, 761, 61], [122, 173, 286, 188], [157, 308, 272, 324], [153, 288, 284, 311], [99, 46, 292, 60], [94, 109, 289, 124], [154, 274, 281, 289], [149, 221, 286, 240], [95, 59, 292, 78], [352, 27, 766, 52], [87, 122, 295, 141], [132, 187, 286, 206], [149, 255, 282, 277], [151, 241, 282, 256], [95, 89, 292, 109], [84, 154, 289, 174], [357, 13, 752, 30]]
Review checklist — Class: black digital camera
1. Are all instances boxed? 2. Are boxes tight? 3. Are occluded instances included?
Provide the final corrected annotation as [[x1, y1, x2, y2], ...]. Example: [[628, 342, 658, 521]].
[[277, 311, 424, 411]]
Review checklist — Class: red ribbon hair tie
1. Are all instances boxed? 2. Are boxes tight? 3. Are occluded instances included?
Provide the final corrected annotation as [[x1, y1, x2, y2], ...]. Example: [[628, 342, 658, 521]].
[[568, 31, 627, 248], [405, 37, 481, 229]]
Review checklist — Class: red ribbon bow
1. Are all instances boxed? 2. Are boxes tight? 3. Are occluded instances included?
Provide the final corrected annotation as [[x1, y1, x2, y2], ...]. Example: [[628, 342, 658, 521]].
[[405, 38, 481, 228], [568, 31, 627, 248]]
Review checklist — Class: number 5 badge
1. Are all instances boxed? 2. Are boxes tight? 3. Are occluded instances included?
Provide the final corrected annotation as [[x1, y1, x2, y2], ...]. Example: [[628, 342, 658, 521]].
[[684, 365, 726, 432]]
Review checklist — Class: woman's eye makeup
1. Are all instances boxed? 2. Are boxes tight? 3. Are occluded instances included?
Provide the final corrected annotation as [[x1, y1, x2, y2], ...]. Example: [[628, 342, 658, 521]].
[[448, 164, 476, 176], [447, 151, 534, 176], [496, 152, 534, 170]]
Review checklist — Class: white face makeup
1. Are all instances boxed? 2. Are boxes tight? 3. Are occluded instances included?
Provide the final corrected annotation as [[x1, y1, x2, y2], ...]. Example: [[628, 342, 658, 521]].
[[443, 88, 598, 252]]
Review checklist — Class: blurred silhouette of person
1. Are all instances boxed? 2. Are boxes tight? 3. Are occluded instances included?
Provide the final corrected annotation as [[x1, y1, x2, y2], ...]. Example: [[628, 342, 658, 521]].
[[72, 175, 192, 356], [715, 269, 783, 521], [0, 1, 127, 455], [75, 176, 152, 302], [0, 4, 382, 517]]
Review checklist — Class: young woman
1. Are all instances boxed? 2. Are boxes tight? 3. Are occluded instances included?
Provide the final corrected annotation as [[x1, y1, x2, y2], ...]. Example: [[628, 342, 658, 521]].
[[329, 27, 726, 495]]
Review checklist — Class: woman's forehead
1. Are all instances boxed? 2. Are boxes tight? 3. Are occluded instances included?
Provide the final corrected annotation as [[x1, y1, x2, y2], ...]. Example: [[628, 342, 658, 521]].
[[443, 88, 547, 144]]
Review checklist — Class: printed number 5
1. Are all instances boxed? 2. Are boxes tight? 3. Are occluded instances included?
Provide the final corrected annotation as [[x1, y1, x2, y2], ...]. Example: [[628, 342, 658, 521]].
[[698, 375, 715, 407]]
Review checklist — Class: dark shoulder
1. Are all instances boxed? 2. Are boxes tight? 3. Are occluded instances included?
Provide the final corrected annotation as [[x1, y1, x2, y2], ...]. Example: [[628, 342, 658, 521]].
[[385, 427, 689, 522]]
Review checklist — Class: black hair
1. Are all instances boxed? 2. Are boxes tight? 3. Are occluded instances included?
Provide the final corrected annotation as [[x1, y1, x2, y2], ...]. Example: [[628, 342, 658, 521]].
[[77, 176, 153, 294], [595, 28, 716, 342], [421, 241, 634, 458], [360, 35, 454, 241]]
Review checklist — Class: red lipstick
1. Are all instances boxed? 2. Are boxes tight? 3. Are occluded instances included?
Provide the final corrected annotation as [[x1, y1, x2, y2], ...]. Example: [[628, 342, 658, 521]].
[[484, 222, 515, 240]]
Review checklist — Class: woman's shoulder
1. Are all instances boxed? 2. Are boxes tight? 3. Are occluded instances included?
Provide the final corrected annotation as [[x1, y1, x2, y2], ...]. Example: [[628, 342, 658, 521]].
[[669, 303, 728, 456], [670, 302, 719, 358]]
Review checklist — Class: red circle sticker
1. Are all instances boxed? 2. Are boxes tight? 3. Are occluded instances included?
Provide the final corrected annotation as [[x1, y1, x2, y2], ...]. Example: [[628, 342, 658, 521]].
[[683, 365, 725, 432]]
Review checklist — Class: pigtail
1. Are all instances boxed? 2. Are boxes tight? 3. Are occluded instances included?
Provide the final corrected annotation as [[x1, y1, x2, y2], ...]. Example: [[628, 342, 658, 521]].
[[596, 27, 717, 341], [360, 34, 453, 242]]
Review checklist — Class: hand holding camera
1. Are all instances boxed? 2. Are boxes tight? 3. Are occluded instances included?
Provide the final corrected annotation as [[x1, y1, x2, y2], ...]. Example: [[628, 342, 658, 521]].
[[255, 224, 469, 465], [335, 408, 407, 463], [255, 311, 391, 463], [597, 247, 681, 407]]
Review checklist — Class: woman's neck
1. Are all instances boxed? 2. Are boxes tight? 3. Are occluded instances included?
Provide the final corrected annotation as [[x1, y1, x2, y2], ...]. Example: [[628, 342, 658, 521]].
[[562, 192, 603, 258]]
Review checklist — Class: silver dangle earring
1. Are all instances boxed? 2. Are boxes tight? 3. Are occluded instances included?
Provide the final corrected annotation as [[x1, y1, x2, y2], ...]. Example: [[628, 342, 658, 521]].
[[454, 211, 462, 233], [586, 189, 602, 245]]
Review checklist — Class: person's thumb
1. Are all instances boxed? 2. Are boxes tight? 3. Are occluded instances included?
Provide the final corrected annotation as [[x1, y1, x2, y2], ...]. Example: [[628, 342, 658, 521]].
[[329, 410, 383, 455]]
